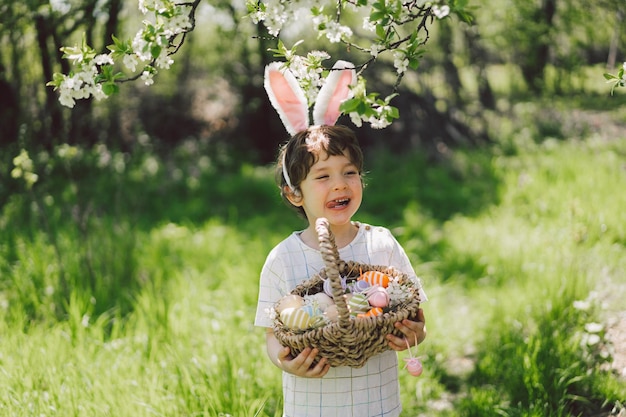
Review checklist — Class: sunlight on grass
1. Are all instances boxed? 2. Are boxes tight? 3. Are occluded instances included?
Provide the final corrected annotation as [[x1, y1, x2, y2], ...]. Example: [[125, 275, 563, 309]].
[[0, 135, 625, 416]]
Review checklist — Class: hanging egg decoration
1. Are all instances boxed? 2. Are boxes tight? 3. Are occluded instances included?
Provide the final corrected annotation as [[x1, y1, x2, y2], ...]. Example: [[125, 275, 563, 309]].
[[358, 270, 390, 288], [403, 335, 423, 377], [280, 307, 312, 330], [404, 357, 423, 376], [367, 286, 390, 308], [276, 294, 305, 313]]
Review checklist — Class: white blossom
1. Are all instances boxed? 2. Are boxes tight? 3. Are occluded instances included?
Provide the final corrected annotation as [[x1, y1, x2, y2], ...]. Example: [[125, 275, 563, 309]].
[[94, 54, 114, 65], [141, 70, 155, 86], [370, 43, 381, 58], [324, 20, 352, 43], [362, 16, 376, 32], [350, 112, 363, 127], [156, 52, 174, 69], [432, 5, 450, 19], [393, 51, 409, 74], [123, 54, 139, 72]]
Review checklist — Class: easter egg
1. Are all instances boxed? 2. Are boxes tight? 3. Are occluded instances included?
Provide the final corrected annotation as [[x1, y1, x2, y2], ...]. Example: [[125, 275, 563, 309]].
[[352, 280, 371, 293], [301, 304, 322, 317], [276, 294, 305, 313], [280, 307, 312, 330], [367, 287, 390, 308], [404, 358, 423, 376], [323, 277, 347, 296], [365, 307, 383, 317], [310, 293, 334, 311], [358, 271, 390, 288], [324, 304, 339, 323], [348, 293, 370, 315]]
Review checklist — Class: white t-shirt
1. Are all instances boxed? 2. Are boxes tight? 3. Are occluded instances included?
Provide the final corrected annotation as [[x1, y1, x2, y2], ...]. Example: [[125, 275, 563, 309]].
[[255, 222, 427, 417]]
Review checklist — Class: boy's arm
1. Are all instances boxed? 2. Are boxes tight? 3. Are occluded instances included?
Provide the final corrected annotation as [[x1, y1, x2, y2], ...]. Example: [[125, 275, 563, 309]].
[[265, 328, 331, 378]]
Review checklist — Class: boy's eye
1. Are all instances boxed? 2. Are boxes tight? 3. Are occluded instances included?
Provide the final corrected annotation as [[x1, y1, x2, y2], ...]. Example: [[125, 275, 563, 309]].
[[316, 175, 329, 180]]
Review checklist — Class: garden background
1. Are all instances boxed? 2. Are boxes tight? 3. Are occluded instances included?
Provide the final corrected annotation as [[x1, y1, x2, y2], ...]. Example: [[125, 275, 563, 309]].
[[1, 0, 626, 415]]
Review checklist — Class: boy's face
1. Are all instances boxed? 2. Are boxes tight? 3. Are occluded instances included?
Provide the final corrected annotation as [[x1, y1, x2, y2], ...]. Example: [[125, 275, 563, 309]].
[[292, 150, 363, 227]]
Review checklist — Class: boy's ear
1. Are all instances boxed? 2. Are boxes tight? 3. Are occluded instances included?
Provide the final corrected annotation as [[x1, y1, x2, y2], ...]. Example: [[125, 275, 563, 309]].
[[284, 186, 303, 206]]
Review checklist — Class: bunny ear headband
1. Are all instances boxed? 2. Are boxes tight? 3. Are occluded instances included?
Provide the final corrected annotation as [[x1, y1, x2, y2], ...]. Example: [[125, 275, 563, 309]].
[[264, 60, 357, 191]]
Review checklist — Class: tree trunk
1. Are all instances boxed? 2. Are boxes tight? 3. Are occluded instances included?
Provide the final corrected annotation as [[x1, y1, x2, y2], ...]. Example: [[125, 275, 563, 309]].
[[519, 0, 557, 93], [465, 24, 495, 110], [607, 9, 623, 69], [35, 14, 63, 148]]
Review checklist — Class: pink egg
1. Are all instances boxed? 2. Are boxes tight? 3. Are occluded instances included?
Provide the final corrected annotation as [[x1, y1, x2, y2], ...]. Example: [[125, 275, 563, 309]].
[[404, 358, 423, 376], [367, 287, 390, 308]]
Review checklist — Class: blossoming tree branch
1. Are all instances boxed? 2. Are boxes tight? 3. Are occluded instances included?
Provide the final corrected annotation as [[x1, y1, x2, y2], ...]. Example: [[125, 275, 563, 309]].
[[47, 0, 473, 129]]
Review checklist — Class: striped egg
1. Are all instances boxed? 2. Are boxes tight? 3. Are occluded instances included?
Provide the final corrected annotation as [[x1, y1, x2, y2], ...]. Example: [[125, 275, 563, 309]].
[[365, 307, 383, 317], [358, 271, 390, 288], [280, 307, 312, 330], [301, 304, 322, 318], [348, 293, 370, 316], [323, 277, 348, 297], [352, 279, 371, 293]]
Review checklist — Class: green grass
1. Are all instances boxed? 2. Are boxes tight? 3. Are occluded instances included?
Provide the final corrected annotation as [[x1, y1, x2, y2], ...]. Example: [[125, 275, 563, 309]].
[[1, 128, 625, 415]]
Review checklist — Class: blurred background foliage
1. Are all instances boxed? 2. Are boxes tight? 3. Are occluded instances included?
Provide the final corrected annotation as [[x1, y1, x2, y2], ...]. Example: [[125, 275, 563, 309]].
[[1, 0, 625, 164], [1, 2, 626, 415]]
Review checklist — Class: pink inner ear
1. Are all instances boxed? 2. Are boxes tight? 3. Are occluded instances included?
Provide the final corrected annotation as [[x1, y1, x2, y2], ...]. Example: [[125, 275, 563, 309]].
[[322, 71, 354, 126], [269, 72, 308, 133]]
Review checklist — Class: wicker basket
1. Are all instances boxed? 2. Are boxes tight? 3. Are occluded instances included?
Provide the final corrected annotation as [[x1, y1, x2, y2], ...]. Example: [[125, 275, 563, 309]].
[[273, 217, 422, 368]]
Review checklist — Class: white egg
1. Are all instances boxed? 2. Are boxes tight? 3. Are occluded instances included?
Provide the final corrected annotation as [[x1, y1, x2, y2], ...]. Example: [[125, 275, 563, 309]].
[[276, 294, 305, 313], [311, 293, 334, 311], [324, 304, 339, 323]]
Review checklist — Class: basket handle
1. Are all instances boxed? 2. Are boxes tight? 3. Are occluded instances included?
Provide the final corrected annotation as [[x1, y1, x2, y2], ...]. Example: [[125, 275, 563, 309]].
[[316, 218, 351, 326]]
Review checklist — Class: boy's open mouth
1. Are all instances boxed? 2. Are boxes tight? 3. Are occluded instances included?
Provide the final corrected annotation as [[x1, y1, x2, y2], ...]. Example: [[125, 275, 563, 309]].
[[327, 198, 350, 209]]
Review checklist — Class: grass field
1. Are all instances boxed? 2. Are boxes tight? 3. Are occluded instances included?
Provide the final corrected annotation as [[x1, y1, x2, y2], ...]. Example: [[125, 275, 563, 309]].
[[1, 102, 625, 416]]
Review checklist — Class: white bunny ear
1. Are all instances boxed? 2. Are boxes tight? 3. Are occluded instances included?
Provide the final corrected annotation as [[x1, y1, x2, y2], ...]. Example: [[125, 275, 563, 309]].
[[313, 60, 356, 127], [264, 62, 310, 136]]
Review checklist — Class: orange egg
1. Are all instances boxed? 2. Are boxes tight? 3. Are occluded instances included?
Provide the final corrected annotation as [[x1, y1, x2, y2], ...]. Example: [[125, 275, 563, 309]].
[[365, 307, 383, 317], [358, 271, 390, 288]]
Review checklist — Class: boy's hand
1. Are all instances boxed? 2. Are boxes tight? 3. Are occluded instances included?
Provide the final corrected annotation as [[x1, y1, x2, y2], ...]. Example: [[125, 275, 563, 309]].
[[278, 346, 331, 378], [386, 308, 426, 351]]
